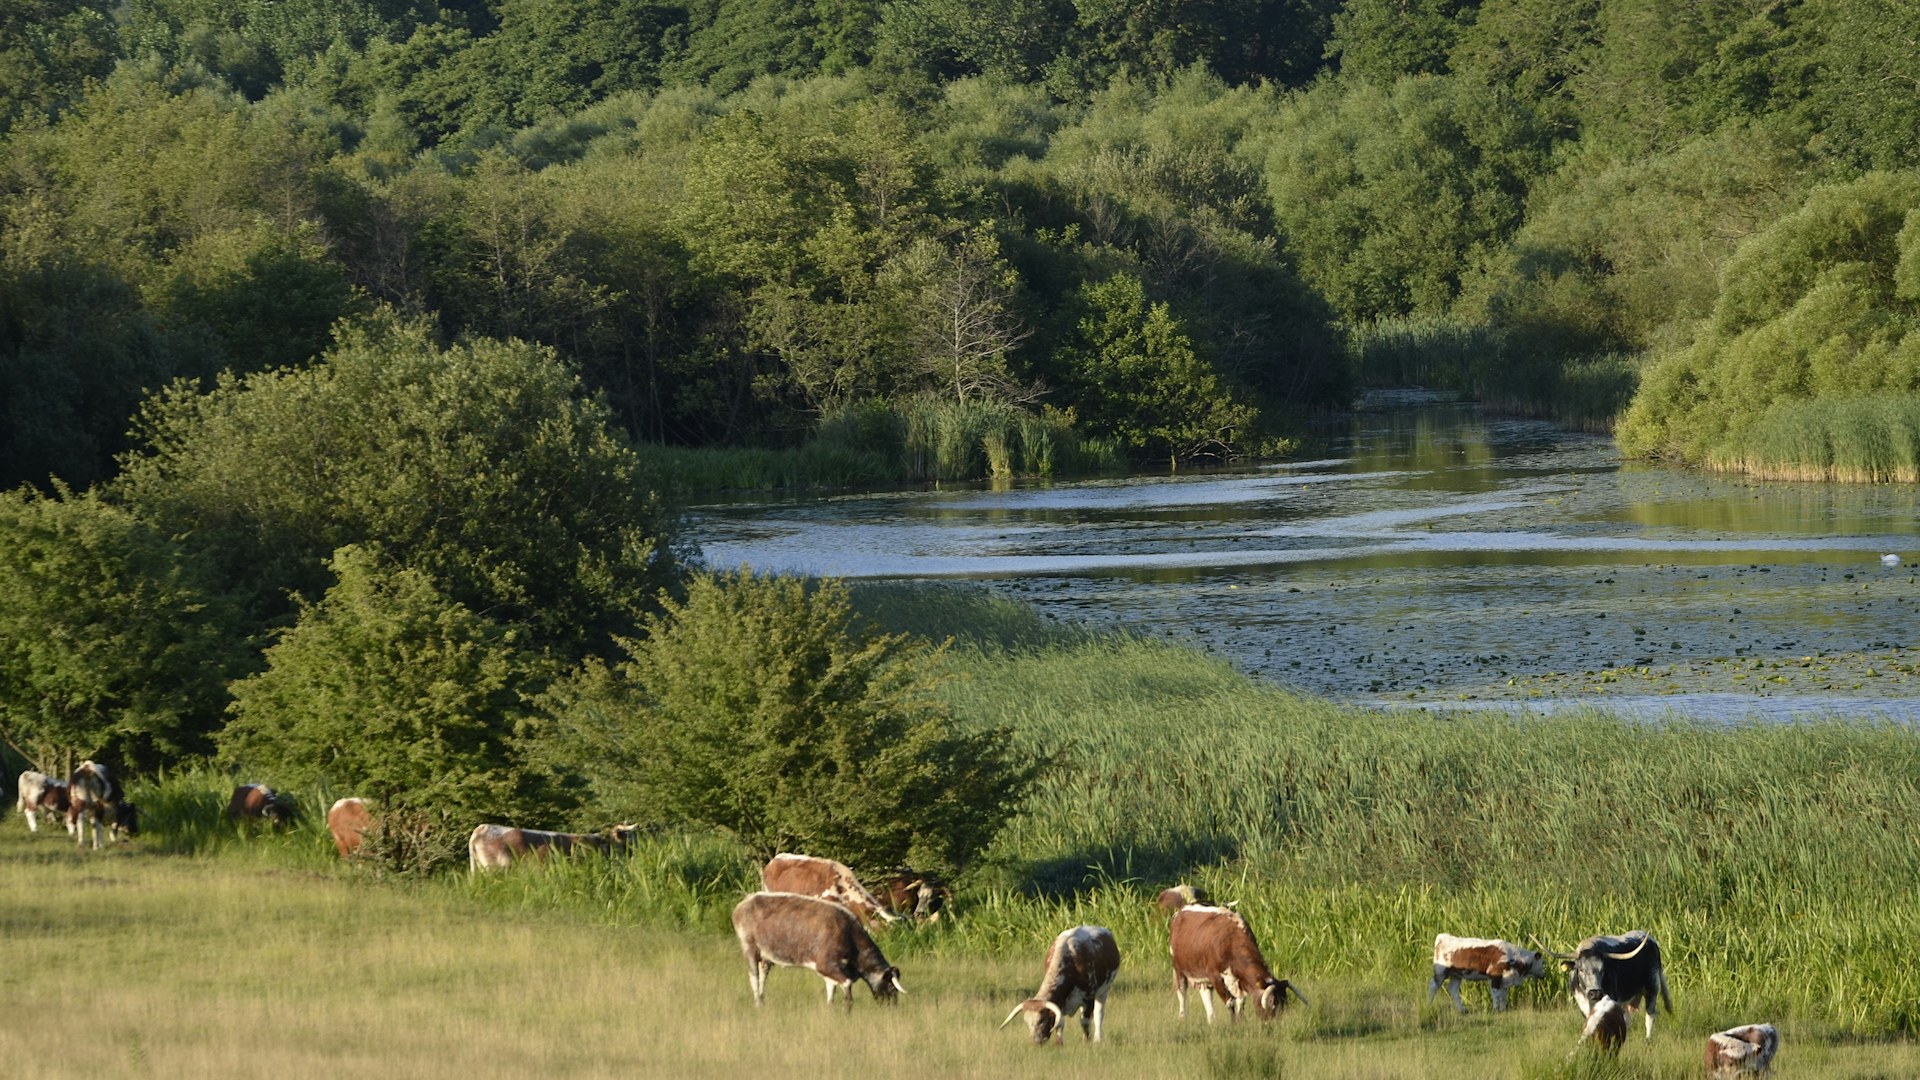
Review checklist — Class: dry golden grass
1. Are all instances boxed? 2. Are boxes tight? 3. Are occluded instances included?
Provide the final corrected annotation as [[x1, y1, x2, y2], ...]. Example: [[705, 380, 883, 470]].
[[4, 826, 1919, 1079]]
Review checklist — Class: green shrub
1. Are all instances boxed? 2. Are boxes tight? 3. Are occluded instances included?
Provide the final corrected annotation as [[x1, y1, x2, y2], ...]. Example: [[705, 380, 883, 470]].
[[540, 570, 1043, 873]]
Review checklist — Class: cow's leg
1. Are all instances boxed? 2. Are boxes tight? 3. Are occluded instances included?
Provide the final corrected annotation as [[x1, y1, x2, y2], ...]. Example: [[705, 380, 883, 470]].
[[1641, 992, 1656, 1039], [1490, 982, 1509, 1012], [22, 806, 35, 832], [1175, 974, 1188, 1019], [1199, 985, 1217, 1024], [1427, 967, 1443, 1007], [1090, 983, 1110, 1042], [1445, 975, 1468, 1014]]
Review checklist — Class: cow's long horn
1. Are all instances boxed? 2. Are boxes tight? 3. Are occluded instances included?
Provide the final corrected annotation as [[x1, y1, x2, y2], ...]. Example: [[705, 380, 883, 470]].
[[999, 1004, 1027, 1030], [889, 972, 907, 995], [1043, 1000, 1063, 1023], [1603, 935, 1651, 961], [1286, 982, 1309, 1007]]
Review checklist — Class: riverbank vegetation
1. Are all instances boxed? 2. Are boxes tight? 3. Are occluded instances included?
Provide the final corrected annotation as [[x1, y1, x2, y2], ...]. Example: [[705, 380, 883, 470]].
[[28, 597, 1920, 1064], [7, 0, 1920, 492]]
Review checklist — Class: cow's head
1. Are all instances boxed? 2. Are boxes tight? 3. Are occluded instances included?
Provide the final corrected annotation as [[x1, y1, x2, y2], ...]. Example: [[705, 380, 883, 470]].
[[606, 823, 641, 849], [1254, 977, 1307, 1019], [870, 966, 906, 1004], [1000, 998, 1064, 1044]]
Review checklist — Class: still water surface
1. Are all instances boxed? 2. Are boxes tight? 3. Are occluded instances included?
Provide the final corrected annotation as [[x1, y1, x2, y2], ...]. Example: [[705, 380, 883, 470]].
[[690, 393, 1920, 721]]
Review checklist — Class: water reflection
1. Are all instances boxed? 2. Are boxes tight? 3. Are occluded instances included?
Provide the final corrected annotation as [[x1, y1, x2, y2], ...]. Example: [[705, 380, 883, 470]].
[[689, 394, 1920, 721]]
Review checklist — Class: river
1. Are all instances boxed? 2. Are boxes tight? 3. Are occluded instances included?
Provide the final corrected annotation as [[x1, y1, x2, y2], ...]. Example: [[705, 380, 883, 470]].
[[688, 391, 1920, 722]]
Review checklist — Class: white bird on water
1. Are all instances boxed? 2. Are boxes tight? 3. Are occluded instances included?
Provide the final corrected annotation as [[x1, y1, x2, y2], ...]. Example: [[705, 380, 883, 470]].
[[1883, 553, 1903, 567]]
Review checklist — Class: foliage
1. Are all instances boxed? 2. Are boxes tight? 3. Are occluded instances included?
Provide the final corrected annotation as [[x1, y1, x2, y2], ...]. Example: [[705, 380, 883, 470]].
[[0, 484, 249, 771], [1617, 171, 1920, 467], [110, 312, 682, 654], [540, 570, 1042, 873], [1056, 272, 1257, 462], [220, 544, 569, 829]]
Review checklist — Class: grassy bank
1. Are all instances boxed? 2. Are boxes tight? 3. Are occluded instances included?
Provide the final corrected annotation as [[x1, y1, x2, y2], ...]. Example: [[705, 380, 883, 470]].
[[6, 827, 1918, 1079], [1717, 394, 1920, 484]]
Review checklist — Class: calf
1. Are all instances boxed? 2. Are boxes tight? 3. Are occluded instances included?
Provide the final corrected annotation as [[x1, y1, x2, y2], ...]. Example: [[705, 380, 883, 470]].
[[1571, 995, 1629, 1058], [227, 783, 295, 827], [881, 869, 952, 922], [762, 853, 898, 926], [16, 771, 69, 833], [327, 797, 374, 857], [1000, 925, 1121, 1044], [1705, 1023, 1779, 1076], [1169, 905, 1306, 1022], [1559, 930, 1672, 1039], [732, 891, 905, 1007], [67, 761, 114, 849], [1156, 884, 1210, 916], [1428, 933, 1547, 1012], [467, 823, 640, 870]]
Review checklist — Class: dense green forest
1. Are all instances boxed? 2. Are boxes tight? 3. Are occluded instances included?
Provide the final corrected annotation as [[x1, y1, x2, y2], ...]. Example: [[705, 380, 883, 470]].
[[4, 0, 1920, 869]]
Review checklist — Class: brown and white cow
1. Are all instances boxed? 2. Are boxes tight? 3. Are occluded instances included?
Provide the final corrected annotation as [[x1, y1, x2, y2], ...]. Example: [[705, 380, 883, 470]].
[[1571, 994, 1629, 1058], [1706, 1023, 1779, 1076], [16, 771, 70, 833], [1428, 933, 1548, 1012], [467, 823, 640, 871], [761, 853, 899, 926], [999, 925, 1121, 1044], [228, 783, 295, 827], [881, 869, 952, 922], [731, 891, 905, 1007], [327, 797, 374, 857], [1156, 883, 1211, 917], [67, 761, 114, 849], [1169, 905, 1306, 1022]]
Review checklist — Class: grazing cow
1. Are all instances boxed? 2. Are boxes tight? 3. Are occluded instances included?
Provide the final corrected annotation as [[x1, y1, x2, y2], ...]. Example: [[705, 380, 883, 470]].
[[999, 925, 1121, 1045], [16, 771, 70, 833], [227, 783, 295, 827], [1705, 1023, 1779, 1076], [1156, 884, 1211, 916], [1571, 995, 1629, 1058], [731, 891, 905, 1007], [110, 800, 139, 841], [327, 797, 374, 857], [1169, 905, 1306, 1023], [1557, 930, 1672, 1039], [761, 853, 898, 925], [881, 869, 952, 922], [467, 823, 640, 871], [67, 761, 114, 849], [1428, 934, 1547, 1013]]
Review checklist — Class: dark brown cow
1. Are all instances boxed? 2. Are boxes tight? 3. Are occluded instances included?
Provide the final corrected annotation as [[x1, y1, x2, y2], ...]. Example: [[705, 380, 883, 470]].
[[67, 761, 115, 849], [328, 797, 374, 857], [1706, 1023, 1779, 1076], [1572, 995, 1629, 1058], [881, 869, 952, 922], [999, 925, 1121, 1044], [1428, 933, 1547, 1012], [1156, 883, 1210, 916], [761, 853, 898, 925], [110, 800, 139, 840], [731, 891, 905, 1007], [227, 783, 295, 827], [16, 771, 69, 833], [1169, 905, 1306, 1022], [467, 823, 640, 871]]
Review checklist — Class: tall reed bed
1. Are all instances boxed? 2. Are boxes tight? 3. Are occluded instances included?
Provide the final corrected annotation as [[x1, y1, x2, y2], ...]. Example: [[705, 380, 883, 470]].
[[634, 397, 1124, 495], [1349, 317, 1637, 433], [1725, 394, 1920, 482], [931, 637, 1920, 1033]]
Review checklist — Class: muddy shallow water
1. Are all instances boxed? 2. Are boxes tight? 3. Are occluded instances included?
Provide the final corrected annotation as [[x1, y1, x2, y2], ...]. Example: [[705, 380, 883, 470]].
[[689, 393, 1920, 722]]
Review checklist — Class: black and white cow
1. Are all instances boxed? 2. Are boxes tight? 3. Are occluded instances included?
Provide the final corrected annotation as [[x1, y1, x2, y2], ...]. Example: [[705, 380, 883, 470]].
[[1557, 930, 1672, 1039]]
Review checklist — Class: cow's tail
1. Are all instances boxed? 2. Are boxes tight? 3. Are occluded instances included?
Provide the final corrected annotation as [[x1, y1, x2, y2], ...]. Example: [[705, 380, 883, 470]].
[[1655, 965, 1672, 1015]]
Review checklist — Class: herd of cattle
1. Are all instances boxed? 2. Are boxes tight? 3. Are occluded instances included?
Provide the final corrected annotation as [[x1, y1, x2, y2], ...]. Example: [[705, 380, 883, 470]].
[[15, 774, 1779, 1074]]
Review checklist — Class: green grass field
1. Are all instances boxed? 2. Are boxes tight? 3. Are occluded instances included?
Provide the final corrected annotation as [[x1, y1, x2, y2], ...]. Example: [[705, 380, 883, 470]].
[[2, 824, 1916, 1079], [7, 588, 1920, 1077]]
